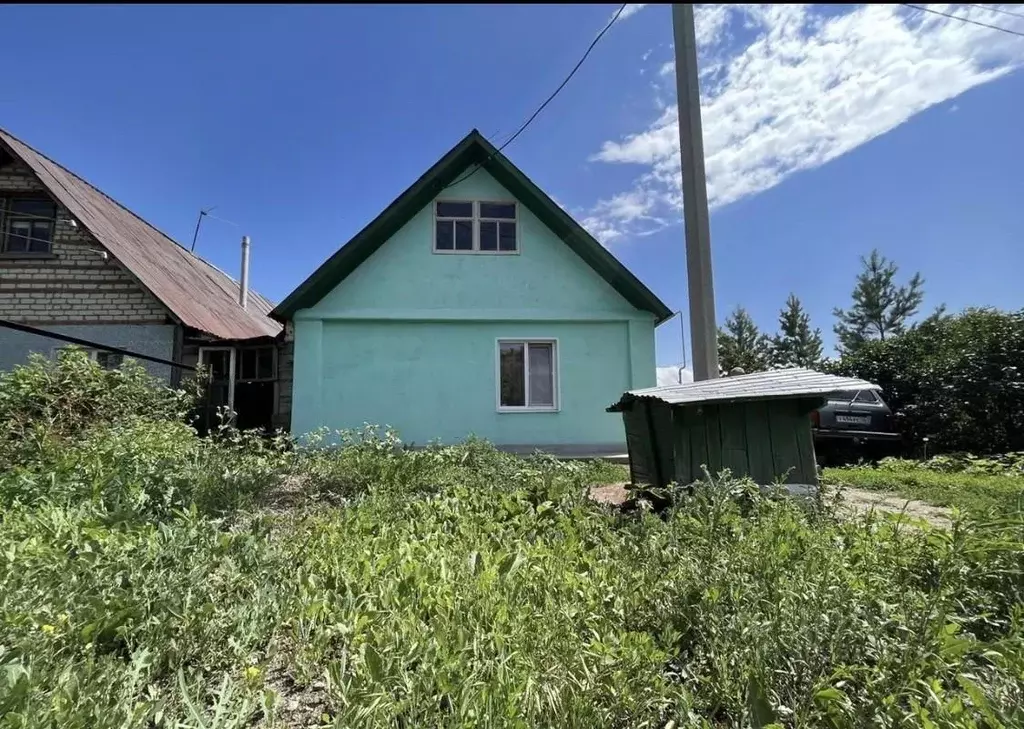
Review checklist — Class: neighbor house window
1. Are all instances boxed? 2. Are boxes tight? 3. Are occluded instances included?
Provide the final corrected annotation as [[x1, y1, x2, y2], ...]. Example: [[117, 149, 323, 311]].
[[1, 198, 57, 254], [497, 339, 557, 411], [52, 346, 124, 370], [237, 346, 276, 382], [434, 201, 518, 253]]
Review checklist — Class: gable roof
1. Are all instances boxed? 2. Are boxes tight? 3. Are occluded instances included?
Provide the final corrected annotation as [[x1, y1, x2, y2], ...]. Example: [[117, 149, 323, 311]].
[[272, 130, 673, 323], [0, 128, 282, 341]]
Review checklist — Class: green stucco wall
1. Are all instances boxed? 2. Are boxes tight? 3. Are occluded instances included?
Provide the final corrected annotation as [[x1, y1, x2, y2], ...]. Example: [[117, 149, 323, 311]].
[[291, 169, 658, 450]]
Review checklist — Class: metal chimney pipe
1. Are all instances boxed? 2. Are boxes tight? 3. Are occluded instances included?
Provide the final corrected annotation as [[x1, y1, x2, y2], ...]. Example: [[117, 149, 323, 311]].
[[239, 235, 250, 309]]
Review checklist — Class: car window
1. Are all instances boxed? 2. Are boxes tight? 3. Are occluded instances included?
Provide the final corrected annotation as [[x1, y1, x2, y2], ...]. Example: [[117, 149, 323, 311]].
[[828, 390, 860, 402], [854, 390, 880, 404]]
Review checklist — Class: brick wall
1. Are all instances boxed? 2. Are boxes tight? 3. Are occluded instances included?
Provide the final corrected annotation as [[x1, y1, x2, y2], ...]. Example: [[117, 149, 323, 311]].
[[0, 159, 169, 324]]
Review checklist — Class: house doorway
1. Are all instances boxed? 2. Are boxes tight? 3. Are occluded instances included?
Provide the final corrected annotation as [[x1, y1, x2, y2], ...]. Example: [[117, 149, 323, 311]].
[[198, 345, 276, 433]]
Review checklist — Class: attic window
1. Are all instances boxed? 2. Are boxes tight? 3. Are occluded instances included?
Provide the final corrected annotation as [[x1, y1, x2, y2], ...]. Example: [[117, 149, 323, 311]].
[[434, 201, 518, 254], [1, 198, 56, 254]]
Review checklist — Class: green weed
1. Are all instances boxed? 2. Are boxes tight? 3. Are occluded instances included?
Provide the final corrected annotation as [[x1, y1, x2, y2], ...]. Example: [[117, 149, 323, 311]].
[[2, 354, 1023, 727]]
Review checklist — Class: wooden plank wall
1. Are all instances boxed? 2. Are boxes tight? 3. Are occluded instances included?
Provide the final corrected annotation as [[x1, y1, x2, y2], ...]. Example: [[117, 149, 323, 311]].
[[671, 398, 820, 487]]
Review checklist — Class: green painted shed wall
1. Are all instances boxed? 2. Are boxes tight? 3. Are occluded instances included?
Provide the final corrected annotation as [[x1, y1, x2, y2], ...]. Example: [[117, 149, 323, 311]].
[[291, 169, 657, 448], [621, 398, 821, 487]]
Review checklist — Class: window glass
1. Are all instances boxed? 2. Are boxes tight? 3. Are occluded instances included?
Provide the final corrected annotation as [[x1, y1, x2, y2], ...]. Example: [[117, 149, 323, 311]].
[[28, 221, 53, 252], [257, 349, 274, 380], [240, 349, 257, 381], [454, 220, 473, 250], [499, 342, 525, 407], [6, 220, 30, 252], [479, 221, 498, 251], [435, 220, 454, 250], [96, 351, 124, 369], [479, 202, 515, 220], [436, 201, 473, 218], [10, 199, 55, 218], [498, 222, 517, 252], [527, 342, 554, 407]]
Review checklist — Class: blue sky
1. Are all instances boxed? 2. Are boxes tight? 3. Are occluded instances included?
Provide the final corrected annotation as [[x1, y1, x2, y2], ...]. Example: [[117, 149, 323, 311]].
[[2, 4, 1022, 370]]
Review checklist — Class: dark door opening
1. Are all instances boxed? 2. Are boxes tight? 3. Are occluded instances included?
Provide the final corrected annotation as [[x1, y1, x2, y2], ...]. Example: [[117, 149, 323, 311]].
[[197, 345, 276, 434]]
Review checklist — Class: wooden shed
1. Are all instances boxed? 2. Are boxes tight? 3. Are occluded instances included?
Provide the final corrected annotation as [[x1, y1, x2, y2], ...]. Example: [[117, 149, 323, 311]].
[[607, 368, 881, 489]]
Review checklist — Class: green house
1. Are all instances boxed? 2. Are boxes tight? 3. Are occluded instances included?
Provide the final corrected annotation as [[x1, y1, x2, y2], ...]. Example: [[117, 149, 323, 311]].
[[607, 369, 881, 489]]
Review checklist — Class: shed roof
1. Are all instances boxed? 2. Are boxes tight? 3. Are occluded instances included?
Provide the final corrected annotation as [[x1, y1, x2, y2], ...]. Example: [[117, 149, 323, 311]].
[[608, 368, 880, 411], [271, 129, 673, 323], [0, 128, 282, 341]]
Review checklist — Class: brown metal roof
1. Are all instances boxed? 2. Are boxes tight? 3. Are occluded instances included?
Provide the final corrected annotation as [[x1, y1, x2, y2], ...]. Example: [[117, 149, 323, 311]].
[[0, 128, 282, 341]]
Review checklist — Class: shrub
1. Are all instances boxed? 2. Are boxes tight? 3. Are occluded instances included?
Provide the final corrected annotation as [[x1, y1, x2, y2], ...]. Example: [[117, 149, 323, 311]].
[[828, 308, 1024, 456], [0, 349, 200, 466]]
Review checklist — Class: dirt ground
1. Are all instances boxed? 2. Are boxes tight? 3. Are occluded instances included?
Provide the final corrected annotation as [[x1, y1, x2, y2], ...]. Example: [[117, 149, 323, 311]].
[[824, 485, 952, 528], [587, 482, 953, 528]]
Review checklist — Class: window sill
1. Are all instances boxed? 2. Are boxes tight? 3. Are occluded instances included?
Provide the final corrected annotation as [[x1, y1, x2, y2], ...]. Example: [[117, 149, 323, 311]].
[[0, 252, 56, 260], [497, 406, 560, 414]]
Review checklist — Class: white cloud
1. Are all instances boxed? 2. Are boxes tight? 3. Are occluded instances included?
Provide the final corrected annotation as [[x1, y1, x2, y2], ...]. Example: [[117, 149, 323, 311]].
[[583, 3, 1024, 243], [657, 365, 693, 386], [618, 4, 647, 22]]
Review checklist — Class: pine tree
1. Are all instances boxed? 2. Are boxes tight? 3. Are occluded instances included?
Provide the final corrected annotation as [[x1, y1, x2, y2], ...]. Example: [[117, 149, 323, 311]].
[[833, 249, 925, 355], [718, 306, 772, 374], [771, 294, 824, 369]]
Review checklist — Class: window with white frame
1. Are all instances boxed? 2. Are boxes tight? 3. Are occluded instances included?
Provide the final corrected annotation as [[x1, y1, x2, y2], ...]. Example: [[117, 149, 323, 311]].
[[1, 198, 57, 254], [434, 201, 518, 253], [52, 346, 124, 370], [497, 339, 557, 410]]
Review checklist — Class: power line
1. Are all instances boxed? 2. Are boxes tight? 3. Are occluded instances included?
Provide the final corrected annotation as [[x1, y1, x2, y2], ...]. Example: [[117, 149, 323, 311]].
[[0, 318, 196, 372], [442, 2, 629, 191], [901, 3, 1024, 37], [964, 3, 1024, 21]]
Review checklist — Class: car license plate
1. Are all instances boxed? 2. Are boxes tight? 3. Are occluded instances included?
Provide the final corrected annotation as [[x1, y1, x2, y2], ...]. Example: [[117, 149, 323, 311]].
[[836, 415, 870, 426]]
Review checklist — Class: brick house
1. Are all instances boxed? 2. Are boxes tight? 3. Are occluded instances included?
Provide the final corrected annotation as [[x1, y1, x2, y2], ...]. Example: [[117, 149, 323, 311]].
[[0, 127, 292, 431]]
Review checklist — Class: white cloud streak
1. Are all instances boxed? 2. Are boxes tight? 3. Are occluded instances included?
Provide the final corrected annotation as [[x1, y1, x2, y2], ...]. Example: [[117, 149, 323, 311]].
[[618, 4, 648, 22], [584, 3, 1024, 243]]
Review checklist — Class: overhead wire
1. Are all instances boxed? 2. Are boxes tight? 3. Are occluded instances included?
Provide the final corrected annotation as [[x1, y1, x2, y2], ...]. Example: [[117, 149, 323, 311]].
[[963, 3, 1024, 21], [901, 3, 1024, 37], [441, 2, 630, 192]]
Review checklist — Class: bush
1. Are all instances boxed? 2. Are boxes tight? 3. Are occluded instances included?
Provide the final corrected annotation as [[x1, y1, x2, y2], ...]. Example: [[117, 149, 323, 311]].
[[828, 308, 1024, 456], [3, 345, 1023, 727], [0, 349, 200, 466]]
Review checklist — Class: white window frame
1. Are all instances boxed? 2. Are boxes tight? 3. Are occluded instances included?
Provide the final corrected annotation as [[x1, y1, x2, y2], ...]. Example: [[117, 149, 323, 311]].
[[433, 200, 520, 255], [51, 345, 124, 369], [198, 346, 236, 412], [495, 338, 560, 413]]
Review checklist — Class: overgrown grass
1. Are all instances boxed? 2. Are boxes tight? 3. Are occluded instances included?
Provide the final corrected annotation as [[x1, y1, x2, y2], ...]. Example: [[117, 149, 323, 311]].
[[825, 457, 1024, 516], [2, 352, 1024, 728]]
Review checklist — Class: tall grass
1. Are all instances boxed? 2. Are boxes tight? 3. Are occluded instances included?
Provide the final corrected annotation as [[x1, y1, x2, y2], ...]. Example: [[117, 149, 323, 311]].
[[825, 456, 1024, 516], [1, 352, 1022, 727]]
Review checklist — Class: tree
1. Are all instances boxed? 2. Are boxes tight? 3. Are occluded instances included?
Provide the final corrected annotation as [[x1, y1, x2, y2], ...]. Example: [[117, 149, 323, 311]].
[[771, 294, 824, 369], [827, 307, 1024, 456], [718, 306, 772, 374], [832, 249, 925, 355]]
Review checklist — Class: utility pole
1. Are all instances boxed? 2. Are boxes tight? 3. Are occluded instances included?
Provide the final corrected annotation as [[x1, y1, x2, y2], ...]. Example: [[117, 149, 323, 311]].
[[672, 4, 719, 381]]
